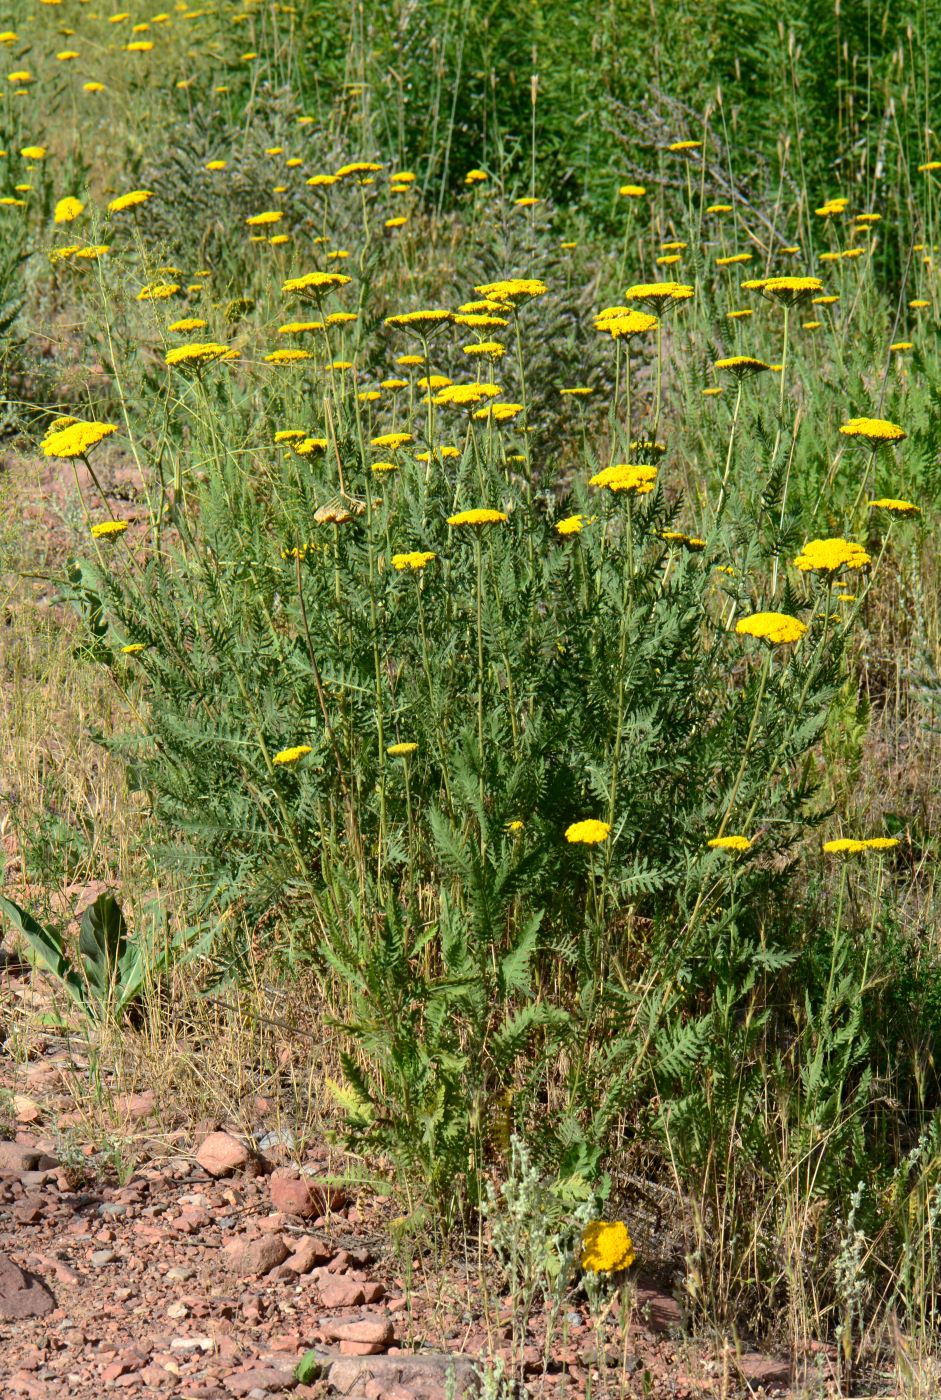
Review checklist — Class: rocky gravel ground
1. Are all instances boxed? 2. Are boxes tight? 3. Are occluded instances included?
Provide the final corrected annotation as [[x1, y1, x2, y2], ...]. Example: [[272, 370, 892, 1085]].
[[0, 1103, 798, 1399]]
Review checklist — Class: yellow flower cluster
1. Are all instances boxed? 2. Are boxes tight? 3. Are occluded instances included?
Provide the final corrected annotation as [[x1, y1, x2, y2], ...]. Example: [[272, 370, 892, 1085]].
[[580, 1221, 635, 1272], [43, 420, 117, 458], [793, 538, 871, 573]]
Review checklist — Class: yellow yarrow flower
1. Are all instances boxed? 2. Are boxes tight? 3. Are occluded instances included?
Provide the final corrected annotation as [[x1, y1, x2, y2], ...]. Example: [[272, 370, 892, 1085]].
[[165, 342, 235, 367], [580, 1220, 634, 1273], [735, 612, 807, 645], [589, 463, 657, 494], [868, 498, 919, 515], [386, 742, 418, 756], [392, 551, 436, 571], [839, 416, 906, 445], [282, 271, 352, 294], [708, 835, 752, 852], [448, 508, 508, 527], [793, 538, 871, 574], [474, 278, 547, 303], [108, 189, 153, 213], [565, 820, 611, 845], [90, 519, 129, 539], [54, 196, 84, 223], [43, 420, 117, 458], [273, 745, 312, 765], [555, 514, 589, 536], [371, 431, 413, 449]]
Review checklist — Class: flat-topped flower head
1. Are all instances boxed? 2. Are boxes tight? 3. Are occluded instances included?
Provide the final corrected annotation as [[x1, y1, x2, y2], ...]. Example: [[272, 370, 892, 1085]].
[[474, 278, 547, 303], [384, 309, 451, 327], [279, 321, 323, 334], [417, 375, 453, 390], [392, 551, 436, 571], [742, 275, 823, 306], [121, 644, 145, 654], [435, 383, 501, 407], [168, 317, 207, 332], [555, 514, 590, 536], [264, 348, 311, 363], [918, 161, 941, 173], [54, 196, 84, 223], [386, 742, 418, 756], [463, 341, 505, 359], [793, 538, 870, 573], [43, 420, 117, 458], [275, 430, 306, 443], [707, 203, 733, 213], [824, 836, 899, 855], [619, 183, 646, 197], [282, 271, 351, 294], [715, 355, 771, 379], [246, 211, 282, 227], [474, 402, 523, 421], [869, 497, 920, 515], [890, 341, 913, 352], [669, 140, 701, 153], [839, 416, 906, 445], [370, 431, 413, 449], [137, 282, 179, 301], [708, 835, 752, 851], [589, 463, 657, 494], [465, 168, 489, 184], [736, 611, 807, 645], [335, 161, 383, 179], [594, 307, 658, 339], [447, 508, 508, 527], [581, 1221, 634, 1273], [716, 253, 752, 265], [165, 342, 235, 367], [565, 820, 611, 846], [453, 313, 509, 330], [293, 438, 328, 456], [273, 745, 312, 765], [625, 281, 693, 312], [90, 519, 128, 539], [108, 189, 153, 213]]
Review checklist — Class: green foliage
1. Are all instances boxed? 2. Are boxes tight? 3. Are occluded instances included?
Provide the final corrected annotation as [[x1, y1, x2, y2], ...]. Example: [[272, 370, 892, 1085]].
[[0, 891, 177, 1024]]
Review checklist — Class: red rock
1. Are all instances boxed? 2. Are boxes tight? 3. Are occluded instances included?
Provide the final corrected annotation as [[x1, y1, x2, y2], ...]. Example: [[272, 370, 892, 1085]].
[[735, 1353, 791, 1386], [0, 1143, 53, 1174], [339, 1341, 386, 1356], [113, 1092, 156, 1121], [288, 1236, 330, 1274], [319, 1279, 366, 1308], [0, 1251, 55, 1319], [13, 1096, 42, 1124], [223, 1234, 290, 1278], [323, 1318, 394, 1348], [223, 1367, 298, 1395], [361, 1282, 385, 1304], [195, 1132, 250, 1177], [268, 1172, 344, 1219], [326, 1249, 353, 1274]]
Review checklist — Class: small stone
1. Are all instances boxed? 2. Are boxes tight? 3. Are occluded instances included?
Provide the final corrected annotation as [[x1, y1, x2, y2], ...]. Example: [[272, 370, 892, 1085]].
[[223, 1367, 298, 1395], [196, 1132, 251, 1178], [0, 1251, 55, 1319], [319, 1279, 366, 1308], [339, 1341, 385, 1357], [113, 1092, 156, 1121], [223, 1235, 290, 1279], [288, 1237, 330, 1274], [0, 1144, 42, 1174], [268, 1172, 342, 1220], [13, 1096, 42, 1125], [322, 1318, 394, 1348], [166, 1266, 195, 1283], [90, 1249, 117, 1268]]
